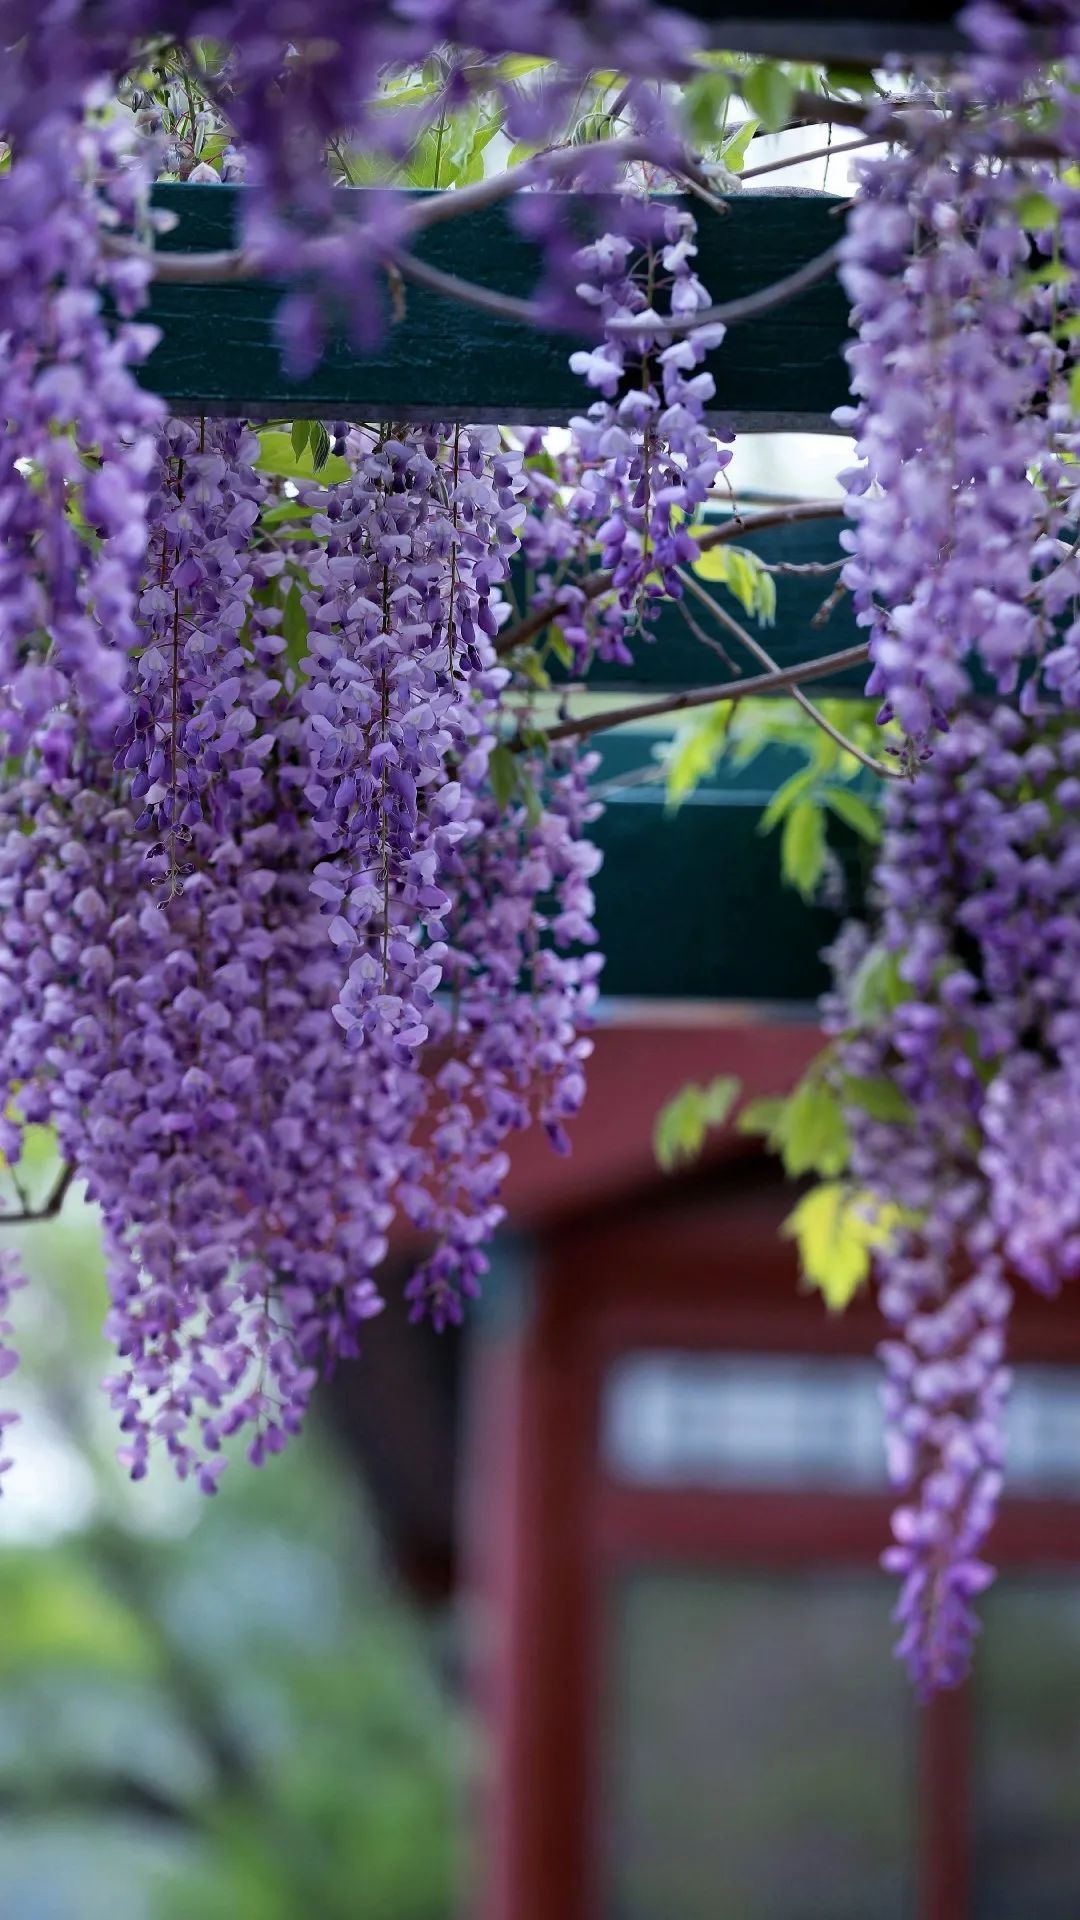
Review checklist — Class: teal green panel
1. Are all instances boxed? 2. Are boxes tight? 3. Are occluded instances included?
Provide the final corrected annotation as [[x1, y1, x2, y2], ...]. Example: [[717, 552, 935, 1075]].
[[142, 186, 850, 428], [538, 512, 861, 694], [657, 0, 961, 58], [591, 734, 868, 1001]]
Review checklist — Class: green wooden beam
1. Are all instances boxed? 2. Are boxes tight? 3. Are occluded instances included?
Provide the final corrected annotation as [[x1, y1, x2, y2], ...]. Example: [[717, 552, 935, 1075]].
[[143, 185, 851, 429], [591, 732, 865, 1001], [657, 0, 964, 60]]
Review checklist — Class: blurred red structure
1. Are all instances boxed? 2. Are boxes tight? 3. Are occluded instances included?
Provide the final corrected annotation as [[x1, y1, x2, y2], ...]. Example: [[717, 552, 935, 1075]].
[[460, 1012, 1080, 1920]]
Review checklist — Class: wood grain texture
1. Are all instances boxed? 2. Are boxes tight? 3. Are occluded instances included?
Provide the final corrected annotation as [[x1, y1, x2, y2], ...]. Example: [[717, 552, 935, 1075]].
[[143, 185, 852, 427]]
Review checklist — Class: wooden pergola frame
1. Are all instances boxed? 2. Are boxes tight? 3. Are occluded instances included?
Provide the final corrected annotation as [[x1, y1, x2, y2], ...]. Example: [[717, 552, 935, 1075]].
[[141, 178, 868, 1002]]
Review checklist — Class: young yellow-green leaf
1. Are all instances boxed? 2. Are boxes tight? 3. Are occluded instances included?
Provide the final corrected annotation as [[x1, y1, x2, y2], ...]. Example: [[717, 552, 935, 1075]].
[[736, 1094, 787, 1142], [847, 943, 909, 1023], [281, 577, 308, 671], [310, 423, 333, 473], [664, 703, 731, 808], [546, 626, 574, 670], [718, 116, 759, 173], [518, 648, 551, 691], [781, 1074, 849, 1178], [759, 765, 816, 834], [488, 743, 520, 811], [782, 1181, 873, 1310], [841, 1074, 915, 1125], [691, 542, 774, 624], [654, 1076, 740, 1172], [743, 62, 795, 133], [824, 65, 879, 96], [1015, 189, 1060, 231], [822, 784, 882, 844], [683, 70, 733, 147], [780, 797, 827, 899], [257, 430, 349, 487]]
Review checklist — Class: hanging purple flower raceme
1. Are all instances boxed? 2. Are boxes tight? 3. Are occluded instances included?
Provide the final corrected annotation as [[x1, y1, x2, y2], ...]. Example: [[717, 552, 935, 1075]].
[[828, 706, 1080, 1688], [403, 743, 604, 1328], [0, 417, 397, 1485], [551, 204, 732, 668], [835, 151, 1061, 758], [299, 422, 523, 1056], [0, 110, 161, 755], [0, 404, 611, 1488]]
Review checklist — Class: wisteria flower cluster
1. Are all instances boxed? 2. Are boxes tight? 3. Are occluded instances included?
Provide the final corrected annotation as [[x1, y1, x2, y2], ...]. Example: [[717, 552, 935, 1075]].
[[826, 706, 1080, 1691], [9, 0, 1080, 1716], [0, 414, 603, 1483]]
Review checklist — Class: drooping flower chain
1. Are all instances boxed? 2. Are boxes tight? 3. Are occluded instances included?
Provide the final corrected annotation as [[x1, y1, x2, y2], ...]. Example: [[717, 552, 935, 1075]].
[[827, 706, 1080, 1691]]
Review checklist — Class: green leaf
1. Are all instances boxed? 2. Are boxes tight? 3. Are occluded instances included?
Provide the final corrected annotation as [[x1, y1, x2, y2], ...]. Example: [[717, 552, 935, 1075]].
[[281, 578, 308, 670], [683, 71, 733, 148], [736, 1095, 786, 1141], [291, 419, 312, 460], [1015, 189, 1060, 231], [782, 1182, 875, 1311], [546, 627, 573, 670], [824, 66, 878, 96], [654, 1076, 740, 1173], [743, 62, 795, 133], [847, 943, 908, 1023], [780, 797, 826, 899], [488, 743, 519, 811], [718, 116, 759, 173], [842, 1074, 915, 1125], [781, 1075, 849, 1177], [256, 430, 350, 487], [759, 765, 816, 833], [310, 423, 332, 473], [822, 784, 882, 843]]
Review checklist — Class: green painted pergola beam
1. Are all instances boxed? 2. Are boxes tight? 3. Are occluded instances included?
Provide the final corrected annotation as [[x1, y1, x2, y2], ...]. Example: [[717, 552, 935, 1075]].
[[144, 185, 852, 429], [655, 0, 965, 59]]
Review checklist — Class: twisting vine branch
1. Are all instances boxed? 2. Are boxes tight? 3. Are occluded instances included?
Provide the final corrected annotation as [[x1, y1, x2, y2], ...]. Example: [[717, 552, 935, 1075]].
[[533, 641, 870, 746], [607, 242, 842, 338], [494, 499, 845, 656], [676, 568, 900, 779]]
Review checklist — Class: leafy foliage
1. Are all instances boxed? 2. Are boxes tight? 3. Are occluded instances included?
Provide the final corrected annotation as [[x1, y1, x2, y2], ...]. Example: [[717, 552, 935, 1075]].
[[781, 1181, 901, 1312], [653, 1077, 740, 1172], [666, 698, 885, 901]]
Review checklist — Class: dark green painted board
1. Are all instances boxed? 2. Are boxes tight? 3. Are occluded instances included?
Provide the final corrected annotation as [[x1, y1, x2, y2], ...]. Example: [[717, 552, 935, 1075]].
[[591, 733, 866, 1001], [144, 185, 851, 429], [657, 0, 964, 58], [541, 511, 861, 694]]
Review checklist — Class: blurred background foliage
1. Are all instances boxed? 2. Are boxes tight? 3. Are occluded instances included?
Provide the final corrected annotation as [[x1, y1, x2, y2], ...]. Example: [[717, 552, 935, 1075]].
[[0, 1170, 468, 1920]]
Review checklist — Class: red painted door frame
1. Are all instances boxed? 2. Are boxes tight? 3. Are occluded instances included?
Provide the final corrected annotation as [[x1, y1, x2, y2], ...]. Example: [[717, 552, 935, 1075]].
[[465, 1168, 1080, 1920]]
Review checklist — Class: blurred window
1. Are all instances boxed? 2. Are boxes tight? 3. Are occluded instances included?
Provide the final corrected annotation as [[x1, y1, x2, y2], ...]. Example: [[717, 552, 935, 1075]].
[[603, 1353, 1080, 1499], [602, 1569, 914, 1920], [974, 1579, 1080, 1917]]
